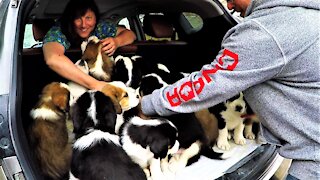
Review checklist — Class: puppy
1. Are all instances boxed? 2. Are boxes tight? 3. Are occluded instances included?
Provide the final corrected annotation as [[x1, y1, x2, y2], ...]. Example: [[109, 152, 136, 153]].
[[81, 36, 114, 81], [70, 90, 146, 180], [138, 73, 224, 173], [100, 81, 140, 114], [68, 59, 89, 106], [242, 100, 260, 140], [208, 92, 251, 150], [119, 111, 179, 180], [112, 55, 144, 89], [28, 82, 72, 180]]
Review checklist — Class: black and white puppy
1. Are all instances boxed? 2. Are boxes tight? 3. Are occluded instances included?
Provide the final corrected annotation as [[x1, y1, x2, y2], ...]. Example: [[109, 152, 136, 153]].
[[208, 92, 255, 151], [119, 111, 180, 180], [70, 90, 146, 180], [138, 72, 224, 173], [112, 55, 144, 89]]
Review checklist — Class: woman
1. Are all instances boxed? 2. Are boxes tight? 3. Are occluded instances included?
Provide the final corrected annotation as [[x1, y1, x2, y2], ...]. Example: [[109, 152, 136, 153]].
[[43, 0, 136, 91]]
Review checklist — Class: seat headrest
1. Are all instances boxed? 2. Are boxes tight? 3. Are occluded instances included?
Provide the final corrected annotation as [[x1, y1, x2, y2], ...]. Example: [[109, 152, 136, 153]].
[[143, 15, 174, 39], [32, 19, 55, 41]]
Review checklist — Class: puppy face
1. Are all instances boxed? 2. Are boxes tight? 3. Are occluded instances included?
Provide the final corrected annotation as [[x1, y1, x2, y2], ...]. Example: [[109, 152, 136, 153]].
[[71, 90, 117, 137], [81, 36, 114, 81], [101, 81, 140, 113], [224, 92, 246, 115], [31, 82, 70, 120], [139, 73, 168, 97], [112, 55, 143, 89]]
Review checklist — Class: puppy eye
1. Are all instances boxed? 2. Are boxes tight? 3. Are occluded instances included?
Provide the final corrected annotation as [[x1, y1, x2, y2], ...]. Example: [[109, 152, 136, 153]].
[[124, 93, 128, 97]]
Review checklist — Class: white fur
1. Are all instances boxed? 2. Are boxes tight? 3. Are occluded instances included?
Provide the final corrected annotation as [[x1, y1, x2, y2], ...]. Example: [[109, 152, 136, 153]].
[[168, 141, 201, 173], [157, 63, 170, 73], [73, 130, 120, 150], [217, 92, 247, 150], [87, 95, 98, 126], [30, 108, 60, 121], [121, 131, 154, 168], [121, 117, 179, 170], [115, 114, 124, 134], [143, 73, 168, 87], [131, 55, 142, 61], [90, 51, 110, 80]]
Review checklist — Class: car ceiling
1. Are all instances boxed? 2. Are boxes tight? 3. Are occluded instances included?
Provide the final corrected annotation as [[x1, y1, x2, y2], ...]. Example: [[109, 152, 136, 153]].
[[29, 0, 224, 20]]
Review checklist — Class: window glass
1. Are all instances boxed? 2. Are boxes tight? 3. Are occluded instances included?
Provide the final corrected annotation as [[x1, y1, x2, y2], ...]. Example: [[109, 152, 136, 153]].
[[23, 24, 37, 48], [139, 13, 175, 41], [182, 12, 203, 32], [118, 18, 130, 30]]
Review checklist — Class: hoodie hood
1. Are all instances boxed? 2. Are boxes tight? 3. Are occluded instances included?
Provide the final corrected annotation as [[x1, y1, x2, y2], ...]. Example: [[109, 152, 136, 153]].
[[245, 0, 320, 17]]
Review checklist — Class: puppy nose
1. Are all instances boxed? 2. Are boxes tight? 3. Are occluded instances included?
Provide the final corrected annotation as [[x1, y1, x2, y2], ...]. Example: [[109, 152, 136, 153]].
[[235, 105, 243, 112]]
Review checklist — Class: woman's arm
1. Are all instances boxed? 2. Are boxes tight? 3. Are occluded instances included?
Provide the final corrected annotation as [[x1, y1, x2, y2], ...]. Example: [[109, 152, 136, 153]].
[[100, 26, 136, 56], [43, 42, 107, 91]]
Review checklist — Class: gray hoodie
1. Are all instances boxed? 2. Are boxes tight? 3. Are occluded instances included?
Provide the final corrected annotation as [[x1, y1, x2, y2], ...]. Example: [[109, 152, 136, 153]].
[[141, 0, 320, 179]]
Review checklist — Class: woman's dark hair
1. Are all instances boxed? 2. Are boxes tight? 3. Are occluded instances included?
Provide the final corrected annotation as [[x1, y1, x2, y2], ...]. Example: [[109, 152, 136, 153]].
[[60, 0, 100, 47]]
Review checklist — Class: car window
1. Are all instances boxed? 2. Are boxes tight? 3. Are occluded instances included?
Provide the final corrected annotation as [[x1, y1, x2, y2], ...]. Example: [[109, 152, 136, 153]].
[[118, 18, 130, 30], [138, 12, 203, 41], [183, 12, 203, 31], [0, 0, 10, 52], [23, 24, 37, 48]]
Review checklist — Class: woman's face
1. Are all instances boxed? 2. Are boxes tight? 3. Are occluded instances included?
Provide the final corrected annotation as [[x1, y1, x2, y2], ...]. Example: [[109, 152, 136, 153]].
[[73, 9, 97, 39]]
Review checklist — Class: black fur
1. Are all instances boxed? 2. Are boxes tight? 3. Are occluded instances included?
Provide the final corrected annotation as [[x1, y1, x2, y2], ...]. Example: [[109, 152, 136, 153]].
[[139, 74, 223, 165], [71, 91, 146, 180], [112, 55, 143, 89], [126, 121, 177, 159]]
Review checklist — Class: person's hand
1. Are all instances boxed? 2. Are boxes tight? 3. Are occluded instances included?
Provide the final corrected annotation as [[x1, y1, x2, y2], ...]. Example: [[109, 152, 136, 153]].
[[100, 37, 119, 56], [90, 80, 109, 91]]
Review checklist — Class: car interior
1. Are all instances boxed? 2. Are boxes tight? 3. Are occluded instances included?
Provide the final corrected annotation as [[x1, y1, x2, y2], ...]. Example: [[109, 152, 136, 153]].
[[12, 0, 280, 179]]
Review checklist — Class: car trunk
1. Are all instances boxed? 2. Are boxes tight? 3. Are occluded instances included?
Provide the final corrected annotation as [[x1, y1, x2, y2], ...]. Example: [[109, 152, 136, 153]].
[[12, 0, 283, 179]]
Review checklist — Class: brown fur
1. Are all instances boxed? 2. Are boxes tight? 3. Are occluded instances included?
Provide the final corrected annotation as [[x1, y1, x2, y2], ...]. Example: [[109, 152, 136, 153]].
[[194, 109, 219, 146], [29, 82, 72, 179], [82, 40, 114, 81], [100, 83, 129, 114]]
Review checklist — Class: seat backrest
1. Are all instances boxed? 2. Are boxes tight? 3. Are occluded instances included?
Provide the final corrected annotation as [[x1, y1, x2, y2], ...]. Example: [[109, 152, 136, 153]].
[[32, 19, 55, 41], [142, 14, 175, 39]]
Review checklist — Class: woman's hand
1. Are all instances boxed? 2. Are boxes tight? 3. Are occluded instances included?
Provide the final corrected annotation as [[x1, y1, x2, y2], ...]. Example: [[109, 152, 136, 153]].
[[100, 37, 119, 56], [91, 80, 109, 91]]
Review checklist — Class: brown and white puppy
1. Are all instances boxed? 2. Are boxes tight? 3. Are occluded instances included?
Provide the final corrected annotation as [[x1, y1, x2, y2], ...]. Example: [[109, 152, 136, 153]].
[[81, 36, 114, 82], [100, 81, 140, 115], [28, 82, 72, 180]]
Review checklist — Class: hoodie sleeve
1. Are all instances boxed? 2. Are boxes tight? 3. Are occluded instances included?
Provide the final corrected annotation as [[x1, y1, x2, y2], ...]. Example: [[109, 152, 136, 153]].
[[141, 20, 286, 116]]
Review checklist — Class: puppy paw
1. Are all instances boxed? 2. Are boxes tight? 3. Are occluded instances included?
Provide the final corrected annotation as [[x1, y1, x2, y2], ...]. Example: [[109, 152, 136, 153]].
[[234, 137, 246, 145], [217, 139, 231, 150], [227, 132, 232, 140], [245, 132, 256, 140], [168, 154, 187, 173]]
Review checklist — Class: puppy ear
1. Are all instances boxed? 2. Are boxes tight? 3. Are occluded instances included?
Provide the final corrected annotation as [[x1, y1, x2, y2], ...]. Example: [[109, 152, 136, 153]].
[[110, 97, 123, 114], [71, 92, 92, 135], [101, 84, 123, 114], [148, 137, 169, 159], [52, 92, 69, 111], [94, 92, 117, 133], [81, 42, 99, 62]]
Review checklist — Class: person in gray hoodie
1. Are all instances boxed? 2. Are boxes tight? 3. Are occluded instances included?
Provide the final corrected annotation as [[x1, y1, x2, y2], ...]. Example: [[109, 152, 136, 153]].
[[141, 0, 320, 179]]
